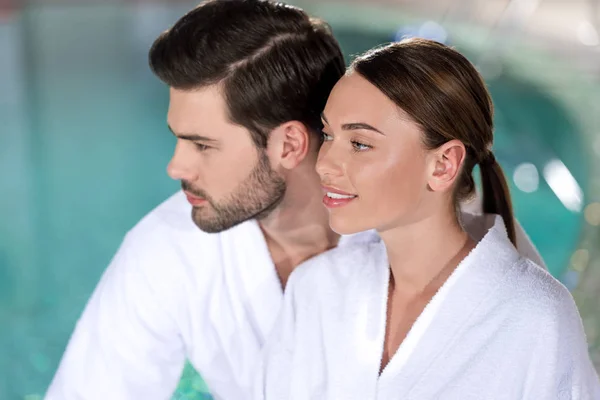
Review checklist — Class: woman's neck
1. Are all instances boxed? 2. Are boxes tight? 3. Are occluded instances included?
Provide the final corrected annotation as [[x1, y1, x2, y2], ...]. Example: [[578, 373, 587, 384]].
[[379, 210, 475, 297]]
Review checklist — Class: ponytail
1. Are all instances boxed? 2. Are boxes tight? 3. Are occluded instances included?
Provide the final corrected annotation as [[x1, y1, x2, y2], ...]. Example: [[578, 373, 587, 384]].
[[479, 152, 516, 245]]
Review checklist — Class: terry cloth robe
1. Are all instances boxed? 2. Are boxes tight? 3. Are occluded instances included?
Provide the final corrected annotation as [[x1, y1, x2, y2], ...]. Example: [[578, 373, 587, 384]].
[[45, 187, 544, 399], [256, 214, 600, 400], [45, 191, 378, 400]]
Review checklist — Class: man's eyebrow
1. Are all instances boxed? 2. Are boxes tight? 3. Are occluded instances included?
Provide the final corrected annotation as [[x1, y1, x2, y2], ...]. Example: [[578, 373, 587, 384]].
[[167, 124, 217, 142]]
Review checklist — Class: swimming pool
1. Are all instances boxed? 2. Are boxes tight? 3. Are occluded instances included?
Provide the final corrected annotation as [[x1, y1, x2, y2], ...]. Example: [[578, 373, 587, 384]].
[[0, 2, 597, 399]]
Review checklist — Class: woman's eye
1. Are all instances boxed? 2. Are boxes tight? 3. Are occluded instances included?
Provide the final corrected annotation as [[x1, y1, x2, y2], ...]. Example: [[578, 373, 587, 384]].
[[351, 141, 372, 152]]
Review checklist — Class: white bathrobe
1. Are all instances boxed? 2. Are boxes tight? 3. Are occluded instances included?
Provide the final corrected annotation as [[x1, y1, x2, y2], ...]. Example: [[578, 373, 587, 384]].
[[45, 191, 379, 400], [257, 215, 600, 400], [46, 190, 546, 400]]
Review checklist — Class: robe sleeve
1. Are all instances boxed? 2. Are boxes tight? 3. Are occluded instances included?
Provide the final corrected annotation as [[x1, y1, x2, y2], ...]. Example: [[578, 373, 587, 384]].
[[522, 277, 600, 399], [45, 232, 186, 400]]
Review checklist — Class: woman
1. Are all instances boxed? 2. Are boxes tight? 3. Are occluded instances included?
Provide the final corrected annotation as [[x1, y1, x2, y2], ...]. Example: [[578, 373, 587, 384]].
[[256, 38, 600, 399]]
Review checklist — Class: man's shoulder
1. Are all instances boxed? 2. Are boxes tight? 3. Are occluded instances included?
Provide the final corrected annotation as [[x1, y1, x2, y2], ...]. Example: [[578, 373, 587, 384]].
[[119, 191, 264, 276], [116, 191, 222, 278], [129, 191, 198, 238], [125, 191, 219, 247]]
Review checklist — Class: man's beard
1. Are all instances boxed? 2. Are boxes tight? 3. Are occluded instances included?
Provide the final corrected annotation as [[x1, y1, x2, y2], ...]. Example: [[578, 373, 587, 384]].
[[182, 151, 286, 233]]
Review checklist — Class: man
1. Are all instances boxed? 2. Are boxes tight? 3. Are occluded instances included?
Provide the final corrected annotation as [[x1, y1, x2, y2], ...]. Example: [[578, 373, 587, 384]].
[[45, 1, 545, 399]]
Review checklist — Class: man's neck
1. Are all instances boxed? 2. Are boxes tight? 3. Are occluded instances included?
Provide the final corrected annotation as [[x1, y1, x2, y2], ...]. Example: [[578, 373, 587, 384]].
[[258, 169, 340, 288]]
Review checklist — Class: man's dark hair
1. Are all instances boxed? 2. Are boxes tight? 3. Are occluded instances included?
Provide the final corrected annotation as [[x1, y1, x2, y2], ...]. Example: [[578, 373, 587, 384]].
[[149, 0, 345, 148]]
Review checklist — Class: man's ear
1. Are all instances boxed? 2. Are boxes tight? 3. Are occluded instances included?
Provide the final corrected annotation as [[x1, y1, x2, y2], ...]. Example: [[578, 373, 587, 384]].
[[266, 121, 311, 170]]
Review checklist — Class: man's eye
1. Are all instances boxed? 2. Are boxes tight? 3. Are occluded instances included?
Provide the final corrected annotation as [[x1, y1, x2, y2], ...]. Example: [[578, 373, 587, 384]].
[[322, 132, 333, 141]]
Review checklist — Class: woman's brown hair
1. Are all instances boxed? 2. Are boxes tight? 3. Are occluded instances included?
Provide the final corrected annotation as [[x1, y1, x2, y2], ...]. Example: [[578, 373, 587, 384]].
[[351, 38, 516, 244]]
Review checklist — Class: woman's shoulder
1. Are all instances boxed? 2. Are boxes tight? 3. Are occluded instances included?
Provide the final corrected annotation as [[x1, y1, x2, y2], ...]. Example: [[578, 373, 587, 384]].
[[286, 239, 387, 297], [496, 256, 582, 329], [461, 215, 579, 329]]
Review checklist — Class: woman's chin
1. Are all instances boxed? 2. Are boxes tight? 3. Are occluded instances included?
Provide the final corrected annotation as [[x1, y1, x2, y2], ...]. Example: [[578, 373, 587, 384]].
[[329, 216, 370, 236]]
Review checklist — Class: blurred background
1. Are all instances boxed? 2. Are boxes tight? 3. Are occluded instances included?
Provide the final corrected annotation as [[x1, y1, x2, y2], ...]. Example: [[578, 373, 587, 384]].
[[1, 0, 600, 399]]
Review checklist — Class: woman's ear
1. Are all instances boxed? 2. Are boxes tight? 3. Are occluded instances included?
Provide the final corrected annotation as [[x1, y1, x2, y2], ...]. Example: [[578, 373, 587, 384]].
[[427, 140, 467, 192]]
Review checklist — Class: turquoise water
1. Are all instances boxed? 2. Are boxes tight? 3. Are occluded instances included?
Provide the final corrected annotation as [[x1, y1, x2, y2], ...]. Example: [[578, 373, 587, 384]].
[[0, 5, 588, 399]]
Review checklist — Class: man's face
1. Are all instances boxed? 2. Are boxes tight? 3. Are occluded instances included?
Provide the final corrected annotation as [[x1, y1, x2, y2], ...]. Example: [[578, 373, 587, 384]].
[[167, 85, 286, 233]]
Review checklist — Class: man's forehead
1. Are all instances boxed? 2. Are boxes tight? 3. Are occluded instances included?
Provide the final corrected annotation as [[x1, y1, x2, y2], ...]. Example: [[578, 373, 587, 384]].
[[169, 85, 225, 109], [168, 87, 227, 125]]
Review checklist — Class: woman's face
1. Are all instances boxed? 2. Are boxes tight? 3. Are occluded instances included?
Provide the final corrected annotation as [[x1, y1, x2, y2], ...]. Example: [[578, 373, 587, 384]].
[[317, 72, 438, 235]]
